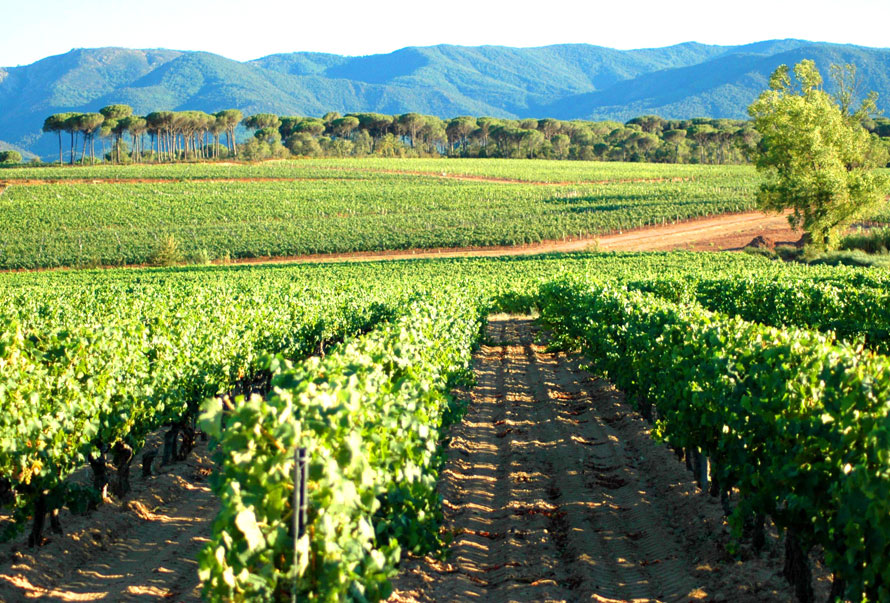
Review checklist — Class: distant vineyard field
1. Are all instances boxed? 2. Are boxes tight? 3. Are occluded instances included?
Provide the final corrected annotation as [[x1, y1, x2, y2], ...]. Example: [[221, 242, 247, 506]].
[[0, 159, 758, 269], [0, 158, 755, 183]]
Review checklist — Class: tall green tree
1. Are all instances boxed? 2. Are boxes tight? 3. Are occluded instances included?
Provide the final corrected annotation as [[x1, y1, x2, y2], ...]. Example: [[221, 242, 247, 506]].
[[537, 118, 561, 140], [100, 105, 133, 163], [77, 113, 105, 164], [397, 113, 424, 148], [748, 59, 889, 249], [243, 114, 281, 139], [662, 128, 687, 162], [331, 116, 359, 140], [121, 115, 147, 162], [446, 116, 477, 154], [62, 114, 84, 165], [146, 111, 173, 161], [215, 110, 242, 158], [42, 113, 73, 165]]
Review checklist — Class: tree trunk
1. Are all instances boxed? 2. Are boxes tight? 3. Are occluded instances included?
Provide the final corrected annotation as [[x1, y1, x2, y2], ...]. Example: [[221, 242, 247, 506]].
[[142, 449, 158, 477], [783, 531, 814, 603], [162, 424, 180, 466], [828, 573, 845, 602], [88, 452, 109, 498], [58, 131, 63, 166], [28, 494, 47, 547], [111, 441, 134, 497]]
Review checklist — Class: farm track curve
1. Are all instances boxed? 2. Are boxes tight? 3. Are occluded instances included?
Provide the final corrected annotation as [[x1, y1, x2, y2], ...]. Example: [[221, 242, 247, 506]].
[[210, 210, 798, 265], [390, 317, 797, 603], [0, 210, 798, 275]]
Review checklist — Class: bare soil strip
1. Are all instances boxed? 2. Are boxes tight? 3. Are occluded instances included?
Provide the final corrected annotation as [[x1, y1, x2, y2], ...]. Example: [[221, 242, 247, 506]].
[[595, 210, 798, 252], [0, 177, 333, 186], [216, 211, 797, 266], [0, 210, 797, 275], [0, 436, 216, 602], [0, 318, 826, 602], [0, 173, 691, 188], [321, 167, 695, 187], [390, 317, 798, 603]]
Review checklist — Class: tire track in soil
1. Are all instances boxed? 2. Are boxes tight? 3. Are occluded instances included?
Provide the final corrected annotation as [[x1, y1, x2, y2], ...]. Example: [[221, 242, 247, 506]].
[[390, 317, 796, 603]]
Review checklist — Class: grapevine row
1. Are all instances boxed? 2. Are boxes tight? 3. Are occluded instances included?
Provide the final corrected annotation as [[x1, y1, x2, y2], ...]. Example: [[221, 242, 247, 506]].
[[0, 169, 756, 269], [0, 279, 403, 543], [0, 157, 756, 183], [198, 291, 484, 601], [538, 276, 890, 601], [625, 274, 890, 352]]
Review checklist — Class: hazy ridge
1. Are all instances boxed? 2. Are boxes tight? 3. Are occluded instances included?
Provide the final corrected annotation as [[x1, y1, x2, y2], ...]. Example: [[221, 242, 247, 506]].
[[3, 40, 889, 158]]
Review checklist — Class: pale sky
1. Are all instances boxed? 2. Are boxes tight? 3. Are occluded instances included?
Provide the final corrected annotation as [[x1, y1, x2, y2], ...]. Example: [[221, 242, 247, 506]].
[[2, 0, 888, 67]]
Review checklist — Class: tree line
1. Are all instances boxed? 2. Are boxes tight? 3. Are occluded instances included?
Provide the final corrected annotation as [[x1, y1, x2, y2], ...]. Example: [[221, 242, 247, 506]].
[[37, 105, 890, 166], [41, 106, 241, 165]]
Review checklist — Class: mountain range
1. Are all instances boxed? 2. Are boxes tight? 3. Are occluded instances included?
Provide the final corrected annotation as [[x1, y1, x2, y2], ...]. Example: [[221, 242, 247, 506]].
[[2, 39, 890, 159]]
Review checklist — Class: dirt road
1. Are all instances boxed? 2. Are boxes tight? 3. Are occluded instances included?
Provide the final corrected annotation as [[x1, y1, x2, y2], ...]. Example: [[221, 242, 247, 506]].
[[390, 317, 797, 602], [595, 211, 796, 252], [202, 210, 797, 269], [0, 209, 796, 275], [0, 171, 689, 187]]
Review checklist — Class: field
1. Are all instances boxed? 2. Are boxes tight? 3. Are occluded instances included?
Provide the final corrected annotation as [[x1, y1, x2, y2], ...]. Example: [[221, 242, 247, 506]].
[[1, 248, 889, 601], [0, 159, 763, 269], [2, 158, 890, 602], [2, 159, 887, 270], [0, 158, 756, 182]]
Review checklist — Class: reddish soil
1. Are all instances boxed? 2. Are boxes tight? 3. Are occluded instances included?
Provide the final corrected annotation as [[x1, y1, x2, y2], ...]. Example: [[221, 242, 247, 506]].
[[0, 210, 799, 275], [0, 433, 216, 602], [0, 172, 692, 187], [0, 317, 832, 602], [390, 317, 828, 602], [595, 210, 799, 252], [215, 210, 799, 267]]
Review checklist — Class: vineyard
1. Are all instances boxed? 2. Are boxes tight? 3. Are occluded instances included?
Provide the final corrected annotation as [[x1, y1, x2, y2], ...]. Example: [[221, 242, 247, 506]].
[[0, 159, 766, 269], [2, 159, 888, 270], [0, 158, 756, 183], [0, 249, 888, 601]]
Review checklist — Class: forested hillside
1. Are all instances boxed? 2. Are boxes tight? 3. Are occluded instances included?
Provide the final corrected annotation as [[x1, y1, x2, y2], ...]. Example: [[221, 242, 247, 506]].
[[2, 40, 889, 158]]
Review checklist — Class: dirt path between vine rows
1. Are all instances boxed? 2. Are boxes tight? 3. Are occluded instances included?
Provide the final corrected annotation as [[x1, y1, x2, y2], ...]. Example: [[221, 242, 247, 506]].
[[0, 436, 217, 602], [390, 317, 804, 603], [0, 318, 829, 601]]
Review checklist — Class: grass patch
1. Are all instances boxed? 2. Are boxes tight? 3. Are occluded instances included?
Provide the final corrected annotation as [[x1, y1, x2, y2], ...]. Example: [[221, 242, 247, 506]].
[[840, 227, 890, 255], [807, 249, 890, 268]]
